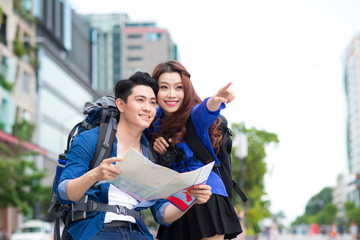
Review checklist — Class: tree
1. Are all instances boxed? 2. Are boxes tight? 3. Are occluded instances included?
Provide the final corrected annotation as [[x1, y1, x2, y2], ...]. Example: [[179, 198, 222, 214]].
[[305, 187, 333, 215], [0, 120, 49, 219], [291, 187, 335, 226], [231, 123, 279, 234], [312, 203, 337, 225], [0, 151, 49, 216], [12, 120, 35, 142], [344, 201, 360, 225]]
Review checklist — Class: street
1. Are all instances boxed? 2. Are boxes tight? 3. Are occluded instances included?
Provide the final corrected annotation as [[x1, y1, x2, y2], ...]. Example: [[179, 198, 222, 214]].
[[255, 233, 353, 240]]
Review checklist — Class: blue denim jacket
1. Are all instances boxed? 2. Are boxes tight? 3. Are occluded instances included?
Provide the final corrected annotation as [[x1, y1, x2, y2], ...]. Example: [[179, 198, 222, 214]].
[[56, 127, 169, 240], [151, 98, 228, 197]]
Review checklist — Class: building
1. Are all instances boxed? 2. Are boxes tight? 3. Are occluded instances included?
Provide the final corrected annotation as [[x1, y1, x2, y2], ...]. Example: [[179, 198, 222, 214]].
[[0, 0, 43, 237], [79, 13, 129, 94], [333, 173, 347, 220], [122, 21, 177, 79], [0, 0, 37, 134], [80, 14, 177, 94], [343, 33, 360, 206], [0, 0, 100, 236], [34, 0, 99, 187]]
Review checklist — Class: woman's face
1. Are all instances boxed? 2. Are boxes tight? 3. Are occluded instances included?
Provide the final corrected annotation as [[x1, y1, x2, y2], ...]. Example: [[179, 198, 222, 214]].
[[157, 72, 184, 115]]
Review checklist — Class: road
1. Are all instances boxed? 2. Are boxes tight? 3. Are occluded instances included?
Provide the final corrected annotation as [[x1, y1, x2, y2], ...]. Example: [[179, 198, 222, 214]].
[[255, 233, 353, 240]]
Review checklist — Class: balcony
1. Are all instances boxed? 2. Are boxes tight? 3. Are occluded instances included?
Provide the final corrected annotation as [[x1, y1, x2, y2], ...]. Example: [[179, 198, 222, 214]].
[[0, 73, 13, 92], [13, 0, 35, 25]]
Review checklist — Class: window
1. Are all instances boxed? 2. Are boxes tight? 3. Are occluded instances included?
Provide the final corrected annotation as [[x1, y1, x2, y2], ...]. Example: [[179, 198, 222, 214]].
[[113, 46, 120, 52], [125, 22, 155, 27], [146, 33, 162, 42], [0, 13, 7, 45], [23, 0, 32, 11], [52, 0, 56, 32], [127, 34, 142, 39], [43, 0, 47, 23], [113, 25, 121, 41], [22, 72, 30, 93], [22, 110, 31, 121], [0, 98, 8, 122], [127, 45, 142, 50], [127, 57, 142, 61], [1, 56, 8, 74]]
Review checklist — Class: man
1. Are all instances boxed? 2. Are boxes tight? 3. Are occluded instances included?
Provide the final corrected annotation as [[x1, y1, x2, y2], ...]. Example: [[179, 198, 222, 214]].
[[56, 72, 211, 240]]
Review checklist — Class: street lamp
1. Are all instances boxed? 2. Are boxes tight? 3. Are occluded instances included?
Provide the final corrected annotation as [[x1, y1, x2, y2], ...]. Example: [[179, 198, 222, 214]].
[[234, 128, 248, 229], [234, 130, 248, 160]]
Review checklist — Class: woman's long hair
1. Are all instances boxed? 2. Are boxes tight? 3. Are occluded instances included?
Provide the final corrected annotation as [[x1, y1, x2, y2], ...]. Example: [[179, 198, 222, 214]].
[[152, 60, 222, 153]]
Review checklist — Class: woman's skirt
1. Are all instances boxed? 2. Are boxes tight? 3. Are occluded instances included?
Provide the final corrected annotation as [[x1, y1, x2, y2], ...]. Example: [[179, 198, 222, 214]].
[[156, 194, 242, 240]]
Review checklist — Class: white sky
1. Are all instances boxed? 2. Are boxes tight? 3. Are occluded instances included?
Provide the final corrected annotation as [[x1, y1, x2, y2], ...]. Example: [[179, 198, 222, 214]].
[[70, 0, 360, 225]]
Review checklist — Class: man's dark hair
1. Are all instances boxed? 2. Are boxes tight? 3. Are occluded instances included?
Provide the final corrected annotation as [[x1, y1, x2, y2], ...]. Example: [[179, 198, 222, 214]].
[[114, 71, 158, 102]]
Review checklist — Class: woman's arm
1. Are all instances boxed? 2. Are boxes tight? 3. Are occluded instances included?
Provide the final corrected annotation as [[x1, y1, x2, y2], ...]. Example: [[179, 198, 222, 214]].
[[163, 184, 212, 223], [206, 82, 235, 112]]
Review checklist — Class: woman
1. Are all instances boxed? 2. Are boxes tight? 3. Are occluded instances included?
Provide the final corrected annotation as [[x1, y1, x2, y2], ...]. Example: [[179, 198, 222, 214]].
[[150, 61, 242, 240]]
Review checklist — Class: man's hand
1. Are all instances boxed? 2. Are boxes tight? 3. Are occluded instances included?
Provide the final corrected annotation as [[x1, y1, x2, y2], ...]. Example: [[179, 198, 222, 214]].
[[91, 157, 122, 181]]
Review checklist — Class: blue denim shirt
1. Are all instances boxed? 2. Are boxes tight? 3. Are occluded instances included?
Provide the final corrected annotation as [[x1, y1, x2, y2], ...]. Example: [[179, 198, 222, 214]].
[[56, 127, 170, 240], [151, 98, 228, 197]]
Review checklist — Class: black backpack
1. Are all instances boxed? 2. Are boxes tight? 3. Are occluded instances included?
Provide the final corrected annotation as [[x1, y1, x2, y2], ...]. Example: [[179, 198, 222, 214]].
[[184, 115, 248, 202], [47, 96, 142, 240]]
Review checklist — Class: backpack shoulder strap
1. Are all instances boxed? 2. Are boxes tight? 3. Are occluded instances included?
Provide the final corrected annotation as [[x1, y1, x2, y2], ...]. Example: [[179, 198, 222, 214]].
[[89, 109, 118, 169], [184, 115, 215, 165], [185, 115, 248, 203], [232, 179, 248, 203]]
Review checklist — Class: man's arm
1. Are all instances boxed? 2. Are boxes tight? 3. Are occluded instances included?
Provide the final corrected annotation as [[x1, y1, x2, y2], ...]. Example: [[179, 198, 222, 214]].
[[66, 157, 122, 201]]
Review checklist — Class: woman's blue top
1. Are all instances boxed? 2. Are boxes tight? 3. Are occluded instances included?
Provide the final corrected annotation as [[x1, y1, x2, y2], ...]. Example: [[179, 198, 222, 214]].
[[152, 97, 228, 197]]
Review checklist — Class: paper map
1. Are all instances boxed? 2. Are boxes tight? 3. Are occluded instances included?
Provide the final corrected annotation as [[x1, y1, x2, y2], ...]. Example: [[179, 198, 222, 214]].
[[100, 148, 214, 211]]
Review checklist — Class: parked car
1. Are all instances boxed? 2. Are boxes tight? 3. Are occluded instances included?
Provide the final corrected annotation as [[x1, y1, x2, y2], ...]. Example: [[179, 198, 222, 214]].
[[10, 220, 52, 240]]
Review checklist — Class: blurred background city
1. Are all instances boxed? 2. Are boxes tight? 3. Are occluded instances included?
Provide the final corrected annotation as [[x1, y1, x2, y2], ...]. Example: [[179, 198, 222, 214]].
[[0, 0, 360, 239]]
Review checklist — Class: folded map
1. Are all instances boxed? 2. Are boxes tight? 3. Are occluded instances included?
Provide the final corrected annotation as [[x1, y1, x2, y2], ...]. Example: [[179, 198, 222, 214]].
[[100, 148, 214, 211]]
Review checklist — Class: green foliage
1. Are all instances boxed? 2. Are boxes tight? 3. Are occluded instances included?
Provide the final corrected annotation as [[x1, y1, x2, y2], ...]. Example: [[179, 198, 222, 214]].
[[305, 187, 333, 215], [312, 203, 337, 225], [0, 73, 14, 91], [0, 141, 13, 157], [13, 0, 35, 25], [39, 185, 53, 219], [0, 156, 48, 215], [30, 53, 40, 70], [291, 187, 336, 226], [292, 215, 309, 226], [12, 120, 35, 141], [13, 38, 26, 57], [231, 123, 279, 234], [0, 7, 3, 26], [0, 120, 49, 219], [344, 201, 360, 225]]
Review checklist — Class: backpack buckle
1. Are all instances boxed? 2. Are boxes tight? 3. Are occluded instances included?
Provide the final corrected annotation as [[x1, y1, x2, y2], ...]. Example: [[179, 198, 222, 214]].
[[116, 205, 126, 215], [71, 195, 88, 222], [86, 201, 97, 212]]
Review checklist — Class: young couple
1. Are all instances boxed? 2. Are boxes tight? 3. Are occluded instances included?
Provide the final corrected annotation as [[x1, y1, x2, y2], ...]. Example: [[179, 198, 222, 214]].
[[57, 61, 242, 240]]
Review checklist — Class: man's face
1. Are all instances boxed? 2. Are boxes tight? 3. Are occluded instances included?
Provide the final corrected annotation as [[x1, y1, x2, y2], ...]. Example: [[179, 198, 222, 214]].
[[120, 85, 156, 129]]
